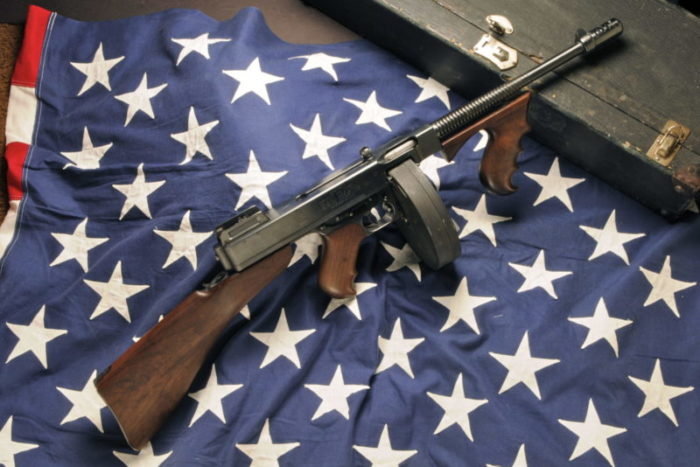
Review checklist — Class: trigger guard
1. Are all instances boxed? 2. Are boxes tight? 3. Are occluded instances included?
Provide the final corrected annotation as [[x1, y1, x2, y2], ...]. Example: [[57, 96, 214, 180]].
[[388, 160, 461, 269]]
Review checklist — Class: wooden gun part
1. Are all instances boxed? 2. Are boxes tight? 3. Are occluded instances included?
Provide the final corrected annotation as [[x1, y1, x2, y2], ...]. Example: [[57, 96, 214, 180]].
[[94, 246, 293, 450], [318, 222, 366, 299], [442, 92, 531, 195]]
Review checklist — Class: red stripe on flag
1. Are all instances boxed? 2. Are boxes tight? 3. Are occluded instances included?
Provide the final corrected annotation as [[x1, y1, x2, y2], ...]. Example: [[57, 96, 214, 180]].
[[6, 142, 29, 201], [11, 5, 52, 87]]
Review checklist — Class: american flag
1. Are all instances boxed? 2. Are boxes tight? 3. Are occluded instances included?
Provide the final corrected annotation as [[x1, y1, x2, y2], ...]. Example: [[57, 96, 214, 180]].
[[1, 5, 698, 466]]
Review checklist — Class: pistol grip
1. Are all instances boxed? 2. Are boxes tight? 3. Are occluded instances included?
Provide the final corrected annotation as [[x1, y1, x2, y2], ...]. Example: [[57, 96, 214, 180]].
[[442, 92, 531, 195], [318, 223, 366, 299]]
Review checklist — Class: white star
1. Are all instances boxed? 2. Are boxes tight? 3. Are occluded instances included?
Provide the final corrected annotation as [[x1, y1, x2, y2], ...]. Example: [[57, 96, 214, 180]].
[[579, 210, 645, 264], [0, 417, 39, 467], [226, 150, 287, 209], [188, 365, 243, 427], [84, 261, 149, 322], [382, 241, 421, 282], [639, 255, 696, 317], [489, 331, 559, 399], [343, 91, 402, 131], [628, 359, 694, 426], [487, 444, 529, 467], [290, 113, 346, 169], [289, 52, 350, 81], [432, 277, 496, 333], [250, 309, 315, 369], [170, 107, 220, 165], [558, 399, 627, 466], [289, 232, 323, 267], [376, 318, 424, 378], [153, 210, 211, 270], [50, 218, 109, 271], [113, 442, 173, 467], [568, 298, 632, 357], [112, 163, 165, 219], [509, 249, 572, 299], [323, 282, 377, 320], [171, 33, 230, 65], [5, 306, 67, 369], [419, 154, 452, 189], [304, 365, 369, 420], [524, 158, 585, 212], [114, 73, 167, 126], [60, 127, 113, 170], [235, 419, 300, 465], [453, 195, 511, 246], [407, 75, 450, 109], [353, 425, 418, 467], [427, 373, 488, 441], [70, 42, 124, 96], [56, 370, 107, 432], [222, 57, 284, 105]]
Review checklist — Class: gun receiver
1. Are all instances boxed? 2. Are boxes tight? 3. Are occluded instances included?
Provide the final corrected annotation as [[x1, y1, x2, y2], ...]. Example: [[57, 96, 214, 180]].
[[95, 19, 622, 449], [214, 18, 622, 288]]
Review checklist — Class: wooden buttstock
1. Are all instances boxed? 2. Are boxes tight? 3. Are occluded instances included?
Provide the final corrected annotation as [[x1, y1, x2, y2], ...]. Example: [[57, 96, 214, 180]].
[[442, 92, 532, 195], [318, 223, 366, 299], [94, 246, 292, 450]]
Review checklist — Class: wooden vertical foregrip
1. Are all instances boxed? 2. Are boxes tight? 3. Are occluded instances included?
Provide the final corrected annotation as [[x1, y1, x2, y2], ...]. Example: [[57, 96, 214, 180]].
[[94, 246, 292, 450], [318, 223, 367, 299], [442, 92, 532, 195]]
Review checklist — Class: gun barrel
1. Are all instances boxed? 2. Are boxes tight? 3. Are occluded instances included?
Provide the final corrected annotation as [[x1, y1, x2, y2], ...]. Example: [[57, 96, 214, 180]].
[[432, 18, 622, 139]]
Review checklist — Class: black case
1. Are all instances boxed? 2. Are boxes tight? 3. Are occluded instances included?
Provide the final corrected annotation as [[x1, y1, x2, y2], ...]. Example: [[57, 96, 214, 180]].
[[305, 0, 700, 218]]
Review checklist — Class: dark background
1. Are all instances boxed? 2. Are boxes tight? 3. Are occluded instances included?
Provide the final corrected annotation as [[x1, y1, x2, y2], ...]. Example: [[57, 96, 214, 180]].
[[1, 0, 697, 25]]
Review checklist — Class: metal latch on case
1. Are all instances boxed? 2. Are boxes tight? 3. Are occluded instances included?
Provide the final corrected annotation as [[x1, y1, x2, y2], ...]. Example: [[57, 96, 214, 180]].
[[646, 120, 690, 167], [474, 34, 518, 71]]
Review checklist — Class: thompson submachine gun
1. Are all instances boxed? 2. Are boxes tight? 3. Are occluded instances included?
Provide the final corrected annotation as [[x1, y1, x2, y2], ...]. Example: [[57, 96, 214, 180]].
[[95, 19, 623, 449]]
